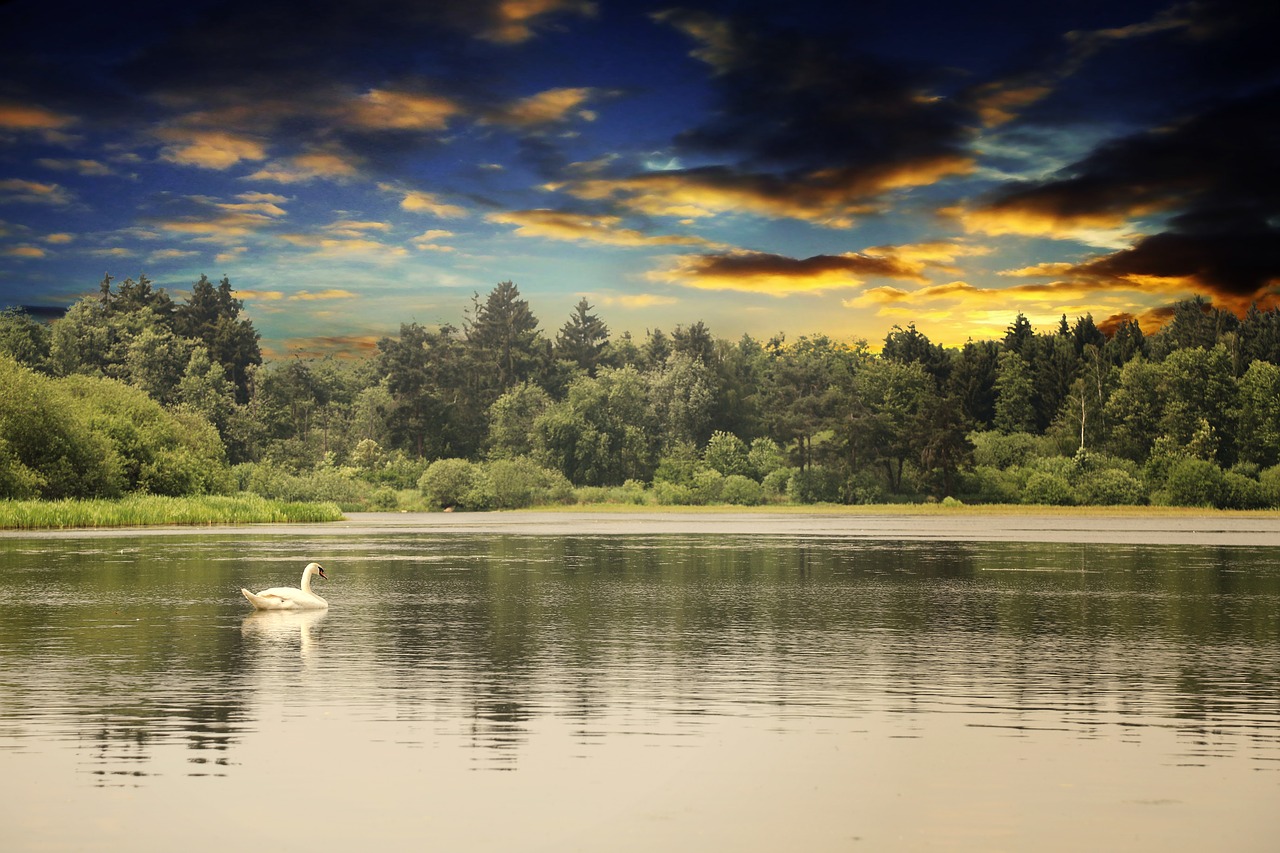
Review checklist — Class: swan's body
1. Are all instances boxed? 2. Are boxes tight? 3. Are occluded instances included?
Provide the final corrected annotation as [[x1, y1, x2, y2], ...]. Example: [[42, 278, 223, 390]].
[[241, 562, 328, 610]]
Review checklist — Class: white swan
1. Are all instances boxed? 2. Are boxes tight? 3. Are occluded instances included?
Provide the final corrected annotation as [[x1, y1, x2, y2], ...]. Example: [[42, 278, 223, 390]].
[[241, 562, 329, 610]]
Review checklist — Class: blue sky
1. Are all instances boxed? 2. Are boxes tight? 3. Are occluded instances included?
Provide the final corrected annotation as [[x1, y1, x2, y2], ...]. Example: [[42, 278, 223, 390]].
[[1, 0, 1277, 356]]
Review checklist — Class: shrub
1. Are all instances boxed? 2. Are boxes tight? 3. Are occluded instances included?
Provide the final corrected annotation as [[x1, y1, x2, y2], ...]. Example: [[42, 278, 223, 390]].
[[369, 487, 399, 510], [483, 457, 574, 509], [1222, 471, 1268, 510], [1022, 472, 1075, 505], [960, 465, 1020, 504], [691, 468, 725, 504], [1162, 458, 1226, 507], [788, 466, 842, 504], [418, 458, 478, 509], [653, 480, 697, 505], [970, 430, 1046, 470], [1075, 468, 1146, 506], [1260, 464, 1280, 507], [721, 474, 764, 505], [703, 431, 750, 477], [762, 467, 795, 499], [747, 438, 788, 480]]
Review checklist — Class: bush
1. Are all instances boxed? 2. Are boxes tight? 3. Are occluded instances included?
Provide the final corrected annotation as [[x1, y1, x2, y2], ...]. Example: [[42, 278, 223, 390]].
[[762, 467, 795, 499], [960, 465, 1020, 504], [236, 462, 367, 508], [483, 457, 574, 509], [703, 431, 750, 477], [653, 480, 697, 505], [1161, 458, 1226, 507], [747, 438, 788, 480], [369, 486, 399, 510], [691, 468, 725, 504], [1075, 468, 1146, 506], [1022, 472, 1075, 505], [1222, 471, 1268, 510], [788, 466, 842, 504], [1261, 464, 1280, 507], [970, 430, 1046, 469], [721, 474, 764, 505], [418, 458, 478, 509]]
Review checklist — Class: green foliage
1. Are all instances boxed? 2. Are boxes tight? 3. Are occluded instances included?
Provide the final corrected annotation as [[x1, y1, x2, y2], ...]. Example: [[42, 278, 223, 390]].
[[418, 458, 479, 509], [762, 467, 796, 498], [480, 457, 574, 509], [1160, 458, 1227, 507], [721, 474, 764, 505], [970, 430, 1045, 469], [788, 466, 842, 504], [532, 366, 656, 486], [236, 462, 367, 509], [0, 494, 342, 530], [1022, 471, 1076, 505], [1075, 468, 1146, 506], [747, 437, 787, 479], [703, 431, 750, 477]]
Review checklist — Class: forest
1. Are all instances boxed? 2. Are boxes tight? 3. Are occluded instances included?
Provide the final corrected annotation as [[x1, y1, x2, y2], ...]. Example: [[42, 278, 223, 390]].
[[4, 273, 1280, 511]]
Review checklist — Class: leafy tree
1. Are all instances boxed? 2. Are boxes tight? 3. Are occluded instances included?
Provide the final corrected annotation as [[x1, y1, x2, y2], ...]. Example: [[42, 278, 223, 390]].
[[487, 381, 551, 459], [1236, 360, 1280, 467], [704, 430, 750, 477], [532, 366, 656, 486], [0, 307, 52, 371], [671, 320, 715, 366], [850, 358, 932, 493], [173, 275, 261, 403], [946, 339, 999, 428], [1105, 357, 1164, 461], [762, 335, 844, 469], [647, 352, 716, 451], [882, 323, 948, 387], [994, 351, 1036, 434]]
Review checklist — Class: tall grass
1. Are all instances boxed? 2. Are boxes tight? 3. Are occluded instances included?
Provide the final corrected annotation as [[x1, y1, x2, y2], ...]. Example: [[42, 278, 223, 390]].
[[0, 494, 344, 530]]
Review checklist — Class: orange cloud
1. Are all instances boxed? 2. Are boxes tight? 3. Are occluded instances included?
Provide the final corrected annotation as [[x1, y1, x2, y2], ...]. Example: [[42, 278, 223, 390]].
[[36, 158, 114, 176], [346, 88, 461, 131], [0, 101, 76, 131], [3, 245, 47, 259], [486, 87, 597, 127], [158, 129, 269, 169], [487, 209, 717, 247], [559, 156, 973, 227], [649, 249, 926, 296], [247, 150, 360, 183], [480, 0, 598, 44], [381, 184, 469, 218], [0, 178, 74, 206]]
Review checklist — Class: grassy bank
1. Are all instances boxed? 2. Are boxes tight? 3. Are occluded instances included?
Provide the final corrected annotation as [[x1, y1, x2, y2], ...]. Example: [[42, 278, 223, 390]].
[[0, 494, 344, 530]]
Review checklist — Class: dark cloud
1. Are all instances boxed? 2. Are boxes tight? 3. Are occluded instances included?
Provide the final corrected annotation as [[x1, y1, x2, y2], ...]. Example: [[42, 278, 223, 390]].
[[977, 85, 1280, 299], [651, 8, 975, 202]]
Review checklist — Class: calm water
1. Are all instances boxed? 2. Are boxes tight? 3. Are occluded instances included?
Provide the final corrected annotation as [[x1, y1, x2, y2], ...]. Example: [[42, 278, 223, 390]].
[[1, 532, 1278, 851]]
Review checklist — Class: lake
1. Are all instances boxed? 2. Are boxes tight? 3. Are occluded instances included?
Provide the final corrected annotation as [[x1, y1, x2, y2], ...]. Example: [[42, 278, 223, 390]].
[[1, 517, 1278, 851]]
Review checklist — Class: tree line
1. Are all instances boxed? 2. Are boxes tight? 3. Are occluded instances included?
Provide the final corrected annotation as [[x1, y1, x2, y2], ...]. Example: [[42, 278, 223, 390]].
[[5, 274, 1280, 510]]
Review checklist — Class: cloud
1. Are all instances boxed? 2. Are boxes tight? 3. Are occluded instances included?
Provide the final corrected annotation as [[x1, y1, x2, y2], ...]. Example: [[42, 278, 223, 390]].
[[158, 128, 270, 169], [148, 248, 199, 261], [3, 245, 47, 259], [237, 289, 286, 301], [342, 88, 462, 131], [381, 184, 469, 218], [146, 195, 288, 243], [0, 101, 77, 132], [644, 8, 976, 222], [964, 86, 1280, 300], [999, 262, 1079, 277], [411, 229, 456, 251], [246, 150, 361, 183], [487, 209, 717, 247], [474, 0, 597, 44], [598, 293, 679, 309], [557, 157, 973, 228], [36, 158, 114, 177], [289, 289, 359, 300], [0, 179, 74, 206], [485, 87, 597, 128], [648, 248, 927, 296]]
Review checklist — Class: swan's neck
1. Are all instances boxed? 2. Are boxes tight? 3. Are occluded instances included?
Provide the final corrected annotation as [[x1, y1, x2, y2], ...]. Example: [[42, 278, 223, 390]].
[[300, 570, 313, 594]]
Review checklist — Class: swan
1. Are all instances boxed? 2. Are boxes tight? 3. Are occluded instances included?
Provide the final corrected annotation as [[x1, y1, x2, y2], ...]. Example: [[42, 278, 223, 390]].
[[241, 562, 329, 610]]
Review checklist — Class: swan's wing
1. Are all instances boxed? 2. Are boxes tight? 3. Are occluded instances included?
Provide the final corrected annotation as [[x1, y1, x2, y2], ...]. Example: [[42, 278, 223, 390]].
[[243, 587, 303, 609]]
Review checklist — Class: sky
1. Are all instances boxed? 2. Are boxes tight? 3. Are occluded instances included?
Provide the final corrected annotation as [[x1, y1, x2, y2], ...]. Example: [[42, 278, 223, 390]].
[[1, 0, 1277, 357]]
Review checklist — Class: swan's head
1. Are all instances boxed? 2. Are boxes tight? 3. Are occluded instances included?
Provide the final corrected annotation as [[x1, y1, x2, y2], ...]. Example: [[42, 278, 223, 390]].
[[306, 562, 327, 580]]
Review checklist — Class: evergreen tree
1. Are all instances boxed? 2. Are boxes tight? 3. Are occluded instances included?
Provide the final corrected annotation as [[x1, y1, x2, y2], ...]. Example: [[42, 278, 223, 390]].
[[554, 298, 609, 375], [174, 275, 262, 404], [466, 281, 545, 396]]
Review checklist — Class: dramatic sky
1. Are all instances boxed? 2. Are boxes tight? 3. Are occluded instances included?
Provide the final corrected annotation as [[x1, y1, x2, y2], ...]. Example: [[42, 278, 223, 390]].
[[1, 0, 1277, 356]]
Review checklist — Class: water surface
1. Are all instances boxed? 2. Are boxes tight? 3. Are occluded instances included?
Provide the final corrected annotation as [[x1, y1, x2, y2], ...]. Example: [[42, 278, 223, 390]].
[[1, 532, 1277, 851]]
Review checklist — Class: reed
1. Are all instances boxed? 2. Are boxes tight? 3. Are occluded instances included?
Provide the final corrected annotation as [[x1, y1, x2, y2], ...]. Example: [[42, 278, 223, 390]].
[[0, 494, 344, 530]]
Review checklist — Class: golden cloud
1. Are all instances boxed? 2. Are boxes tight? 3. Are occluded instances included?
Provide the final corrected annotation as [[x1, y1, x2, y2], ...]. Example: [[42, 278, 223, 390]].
[[481, 0, 598, 44], [486, 87, 596, 127], [289, 289, 359, 301], [649, 249, 927, 296], [347, 88, 461, 131], [970, 83, 1054, 127], [381, 184, 469, 218], [158, 129, 269, 170], [44, 233, 74, 244], [237, 289, 285, 301], [999, 262, 1079, 277], [35, 158, 113, 176], [0, 178, 74, 206], [4, 245, 47, 259], [487, 209, 717, 247], [942, 202, 1150, 246], [598, 293, 680, 308], [560, 156, 973, 228], [0, 101, 76, 131], [246, 151, 360, 183], [148, 248, 198, 261]]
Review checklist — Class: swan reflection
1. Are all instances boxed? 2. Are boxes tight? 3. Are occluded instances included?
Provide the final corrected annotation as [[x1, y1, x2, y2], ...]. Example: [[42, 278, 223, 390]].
[[241, 609, 327, 662]]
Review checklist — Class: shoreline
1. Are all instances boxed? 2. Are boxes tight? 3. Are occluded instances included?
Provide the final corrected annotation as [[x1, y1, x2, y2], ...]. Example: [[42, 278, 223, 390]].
[[4, 507, 1280, 546]]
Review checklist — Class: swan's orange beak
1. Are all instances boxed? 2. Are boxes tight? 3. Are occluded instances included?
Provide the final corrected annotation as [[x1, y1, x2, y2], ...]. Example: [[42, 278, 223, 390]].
[[317, 566, 327, 579]]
